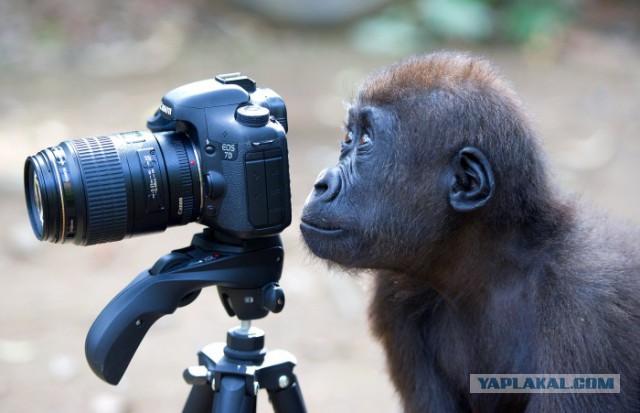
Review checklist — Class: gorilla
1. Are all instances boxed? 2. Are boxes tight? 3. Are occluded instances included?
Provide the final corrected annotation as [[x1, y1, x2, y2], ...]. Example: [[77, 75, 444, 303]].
[[300, 51, 640, 412]]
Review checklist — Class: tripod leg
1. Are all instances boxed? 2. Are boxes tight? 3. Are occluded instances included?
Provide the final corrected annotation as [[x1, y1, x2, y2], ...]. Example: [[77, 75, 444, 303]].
[[267, 375, 307, 413], [183, 384, 214, 413], [213, 375, 256, 413]]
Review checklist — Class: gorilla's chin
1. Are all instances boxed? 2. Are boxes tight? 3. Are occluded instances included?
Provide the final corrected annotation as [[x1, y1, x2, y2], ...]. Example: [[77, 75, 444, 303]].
[[300, 222, 379, 271], [300, 221, 343, 256]]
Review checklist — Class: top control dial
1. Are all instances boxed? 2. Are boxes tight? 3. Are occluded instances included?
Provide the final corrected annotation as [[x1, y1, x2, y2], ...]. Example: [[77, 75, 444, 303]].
[[236, 105, 270, 128]]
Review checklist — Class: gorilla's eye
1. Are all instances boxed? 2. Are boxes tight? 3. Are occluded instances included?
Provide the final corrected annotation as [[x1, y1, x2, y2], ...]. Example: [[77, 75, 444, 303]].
[[344, 131, 354, 144], [359, 133, 371, 145]]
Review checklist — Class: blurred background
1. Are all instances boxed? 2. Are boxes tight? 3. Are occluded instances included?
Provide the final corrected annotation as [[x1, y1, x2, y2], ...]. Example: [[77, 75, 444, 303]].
[[1, 0, 639, 411]]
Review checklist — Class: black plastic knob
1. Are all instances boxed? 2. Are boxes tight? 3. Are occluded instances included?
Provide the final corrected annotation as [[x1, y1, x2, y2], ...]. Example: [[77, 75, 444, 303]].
[[262, 284, 285, 313], [236, 105, 270, 127]]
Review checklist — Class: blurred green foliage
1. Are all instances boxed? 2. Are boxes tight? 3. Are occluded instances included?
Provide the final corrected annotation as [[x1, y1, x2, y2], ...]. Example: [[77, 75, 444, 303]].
[[350, 0, 575, 55]]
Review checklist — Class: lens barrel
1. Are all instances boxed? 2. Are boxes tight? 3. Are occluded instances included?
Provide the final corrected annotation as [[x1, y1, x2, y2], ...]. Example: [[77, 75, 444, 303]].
[[24, 130, 202, 245]]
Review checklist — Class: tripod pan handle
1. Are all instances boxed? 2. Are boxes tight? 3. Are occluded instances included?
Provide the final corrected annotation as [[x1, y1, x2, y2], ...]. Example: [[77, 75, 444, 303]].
[[84, 243, 284, 385], [85, 259, 209, 385]]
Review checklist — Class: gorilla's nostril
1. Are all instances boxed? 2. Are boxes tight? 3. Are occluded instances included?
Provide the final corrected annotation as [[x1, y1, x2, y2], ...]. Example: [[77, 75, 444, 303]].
[[312, 168, 341, 202], [314, 180, 329, 195]]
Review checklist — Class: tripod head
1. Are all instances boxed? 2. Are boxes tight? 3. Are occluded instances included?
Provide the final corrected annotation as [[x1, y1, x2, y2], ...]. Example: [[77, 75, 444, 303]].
[[85, 229, 286, 385]]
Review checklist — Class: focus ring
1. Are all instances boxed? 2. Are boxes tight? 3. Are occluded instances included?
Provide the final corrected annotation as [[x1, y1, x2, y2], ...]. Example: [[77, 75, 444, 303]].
[[73, 136, 128, 245]]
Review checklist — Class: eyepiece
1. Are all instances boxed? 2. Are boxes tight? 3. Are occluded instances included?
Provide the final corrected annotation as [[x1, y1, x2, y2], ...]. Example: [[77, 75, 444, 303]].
[[251, 88, 288, 133]]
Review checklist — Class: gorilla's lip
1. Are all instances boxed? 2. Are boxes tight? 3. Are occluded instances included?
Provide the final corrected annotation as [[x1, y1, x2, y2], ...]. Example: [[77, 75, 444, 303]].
[[300, 219, 343, 235]]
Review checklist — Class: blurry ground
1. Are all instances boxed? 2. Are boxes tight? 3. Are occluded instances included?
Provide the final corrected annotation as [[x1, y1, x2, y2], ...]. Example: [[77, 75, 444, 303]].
[[1, 1, 639, 412]]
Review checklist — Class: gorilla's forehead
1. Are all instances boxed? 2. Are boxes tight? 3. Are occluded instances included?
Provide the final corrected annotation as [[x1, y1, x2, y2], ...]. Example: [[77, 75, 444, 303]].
[[347, 105, 393, 127]]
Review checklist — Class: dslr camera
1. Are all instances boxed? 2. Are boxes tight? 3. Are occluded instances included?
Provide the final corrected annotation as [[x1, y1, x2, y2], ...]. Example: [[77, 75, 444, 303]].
[[24, 73, 291, 245]]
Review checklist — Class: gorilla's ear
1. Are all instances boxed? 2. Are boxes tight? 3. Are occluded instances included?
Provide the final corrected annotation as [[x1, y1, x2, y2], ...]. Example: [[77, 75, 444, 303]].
[[449, 147, 495, 212]]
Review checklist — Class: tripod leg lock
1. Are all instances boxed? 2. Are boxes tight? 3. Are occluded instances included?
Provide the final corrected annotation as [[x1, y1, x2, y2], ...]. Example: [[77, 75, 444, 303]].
[[183, 365, 211, 386], [184, 341, 307, 412]]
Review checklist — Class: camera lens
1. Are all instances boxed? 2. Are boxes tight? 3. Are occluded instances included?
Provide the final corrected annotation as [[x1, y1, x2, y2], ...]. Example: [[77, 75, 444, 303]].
[[24, 131, 202, 246]]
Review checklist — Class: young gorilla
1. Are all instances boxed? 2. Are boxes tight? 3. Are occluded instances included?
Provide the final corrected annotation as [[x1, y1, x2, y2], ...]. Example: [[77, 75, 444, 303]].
[[300, 51, 640, 412]]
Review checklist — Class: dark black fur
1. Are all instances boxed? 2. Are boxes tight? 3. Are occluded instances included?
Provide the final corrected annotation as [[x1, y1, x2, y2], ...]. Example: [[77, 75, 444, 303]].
[[300, 51, 640, 412]]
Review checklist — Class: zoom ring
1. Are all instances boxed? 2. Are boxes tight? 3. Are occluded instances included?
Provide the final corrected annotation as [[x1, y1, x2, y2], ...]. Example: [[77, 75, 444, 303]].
[[172, 138, 195, 225], [74, 136, 128, 245]]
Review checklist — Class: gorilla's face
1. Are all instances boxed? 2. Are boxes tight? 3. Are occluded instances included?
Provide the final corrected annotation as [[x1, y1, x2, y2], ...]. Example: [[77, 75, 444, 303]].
[[300, 105, 450, 271]]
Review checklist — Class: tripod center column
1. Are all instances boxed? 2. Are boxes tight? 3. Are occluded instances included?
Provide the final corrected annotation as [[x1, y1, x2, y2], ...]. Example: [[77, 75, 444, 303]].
[[224, 324, 267, 362]]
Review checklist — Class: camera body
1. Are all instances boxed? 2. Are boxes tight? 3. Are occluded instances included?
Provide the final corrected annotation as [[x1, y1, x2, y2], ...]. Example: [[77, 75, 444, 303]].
[[148, 73, 291, 239], [24, 73, 291, 245]]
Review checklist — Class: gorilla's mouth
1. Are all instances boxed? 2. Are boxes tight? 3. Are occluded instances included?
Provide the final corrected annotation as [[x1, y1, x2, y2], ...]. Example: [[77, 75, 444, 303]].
[[300, 218, 343, 235]]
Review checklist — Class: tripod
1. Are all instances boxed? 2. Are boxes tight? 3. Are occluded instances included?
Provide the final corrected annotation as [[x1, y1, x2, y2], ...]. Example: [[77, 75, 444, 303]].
[[183, 321, 305, 412], [85, 229, 307, 412]]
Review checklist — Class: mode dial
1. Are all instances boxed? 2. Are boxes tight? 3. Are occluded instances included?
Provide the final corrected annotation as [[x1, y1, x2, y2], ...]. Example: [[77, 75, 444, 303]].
[[236, 105, 270, 127]]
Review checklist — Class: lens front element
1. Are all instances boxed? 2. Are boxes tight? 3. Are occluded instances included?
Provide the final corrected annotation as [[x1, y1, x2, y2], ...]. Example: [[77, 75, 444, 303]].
[[25, 166, 47, 240], [32, 172, 44, 228]]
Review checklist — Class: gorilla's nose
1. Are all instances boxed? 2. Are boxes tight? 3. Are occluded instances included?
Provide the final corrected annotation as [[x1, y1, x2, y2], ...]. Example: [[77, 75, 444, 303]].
[[308, 168, 342, 203]]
